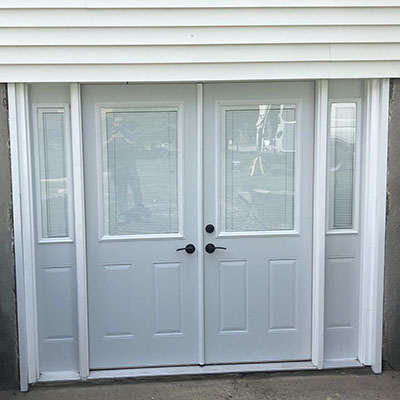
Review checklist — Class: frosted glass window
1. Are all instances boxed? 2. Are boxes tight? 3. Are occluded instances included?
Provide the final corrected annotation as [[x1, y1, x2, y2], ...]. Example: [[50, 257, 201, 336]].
[[221, 105, 296, 232], [36, 107, 69, 238], [328, 102, 357, 230], [101, 108, 179, 236]]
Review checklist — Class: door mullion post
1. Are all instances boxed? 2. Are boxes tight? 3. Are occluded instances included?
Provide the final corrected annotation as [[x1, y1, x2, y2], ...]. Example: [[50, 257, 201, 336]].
[[70, 83, 90, 379], [196, 83, 205, 366], [312, 80, 328, 369]]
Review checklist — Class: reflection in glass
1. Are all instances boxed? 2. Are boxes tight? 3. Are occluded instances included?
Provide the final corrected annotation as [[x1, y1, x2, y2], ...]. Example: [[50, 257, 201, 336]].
[[328, 103, 357, 230], [101, 108, 179, 236], [37, 107, 69, 238], [222, 105, 296, 232]]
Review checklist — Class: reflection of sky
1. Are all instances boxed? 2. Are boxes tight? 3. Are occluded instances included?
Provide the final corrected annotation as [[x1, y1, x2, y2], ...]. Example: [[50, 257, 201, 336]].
[[331, 103, 356, 144], [226, 104, 296, 153]]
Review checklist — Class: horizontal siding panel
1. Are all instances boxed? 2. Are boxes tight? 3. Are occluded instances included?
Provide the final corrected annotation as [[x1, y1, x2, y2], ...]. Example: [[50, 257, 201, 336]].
[[0, 45, 332, 64], [1, 8, 400, 27], [0, 61, 399, 83], [1, 0, 400, 8], [330, 43, 400, 61], [2, 44, 400, 65], [2, 26, 400, 46]]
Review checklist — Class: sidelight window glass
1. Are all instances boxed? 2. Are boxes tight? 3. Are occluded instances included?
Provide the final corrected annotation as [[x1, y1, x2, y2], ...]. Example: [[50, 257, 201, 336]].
[[35, 106, 70, 239], [328, 102, 358, 231]]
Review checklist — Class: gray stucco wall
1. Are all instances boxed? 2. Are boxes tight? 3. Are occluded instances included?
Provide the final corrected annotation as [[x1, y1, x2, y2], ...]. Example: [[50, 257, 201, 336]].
[[0, 83, 18, 390], [383, 79, 400, 370]]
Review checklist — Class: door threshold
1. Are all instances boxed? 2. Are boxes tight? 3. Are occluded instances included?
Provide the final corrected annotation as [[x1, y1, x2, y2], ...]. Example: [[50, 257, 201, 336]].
[[88, 361, 317, 380], [39, 371, 81, 382], [323, 358, 363, 369], [38, 359, 366, 384]]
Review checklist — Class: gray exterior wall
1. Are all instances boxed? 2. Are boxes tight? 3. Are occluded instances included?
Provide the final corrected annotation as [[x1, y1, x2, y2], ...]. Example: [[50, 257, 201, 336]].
[[383, 79, 400, 370], [0, 80, 399, 389], [0, 83, 18, 390]]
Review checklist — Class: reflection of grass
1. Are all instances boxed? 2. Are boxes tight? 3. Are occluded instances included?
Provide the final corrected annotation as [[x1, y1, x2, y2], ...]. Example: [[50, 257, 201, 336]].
[[108, 154, 179, 236], [225, 150, 295, 231]]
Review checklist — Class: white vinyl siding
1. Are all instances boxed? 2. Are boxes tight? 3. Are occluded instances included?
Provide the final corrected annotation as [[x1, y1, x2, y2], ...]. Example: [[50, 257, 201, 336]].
[[0, 1, 399, 81]]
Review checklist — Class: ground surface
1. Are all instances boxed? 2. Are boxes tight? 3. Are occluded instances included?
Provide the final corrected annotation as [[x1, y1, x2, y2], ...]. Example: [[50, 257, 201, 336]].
[[1, 369, 400, 399]]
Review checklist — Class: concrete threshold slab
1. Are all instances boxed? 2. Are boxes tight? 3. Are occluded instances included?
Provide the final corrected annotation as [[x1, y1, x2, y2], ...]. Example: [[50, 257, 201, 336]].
[[1, 369, 400, 400]]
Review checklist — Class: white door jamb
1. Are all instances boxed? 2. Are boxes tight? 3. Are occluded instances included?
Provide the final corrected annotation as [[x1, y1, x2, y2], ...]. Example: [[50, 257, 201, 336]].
[[8, 83, 39, 391], [358, 79, 390, 373]]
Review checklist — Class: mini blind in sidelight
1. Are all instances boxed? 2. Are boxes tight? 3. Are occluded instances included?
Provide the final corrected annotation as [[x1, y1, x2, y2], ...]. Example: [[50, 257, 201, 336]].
[[328, 102, 357, 231], [35, 106, 70, 239]]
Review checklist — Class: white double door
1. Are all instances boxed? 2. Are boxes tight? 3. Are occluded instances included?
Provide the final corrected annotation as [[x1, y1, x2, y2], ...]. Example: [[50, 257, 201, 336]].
[[82, 82, 314, 369]]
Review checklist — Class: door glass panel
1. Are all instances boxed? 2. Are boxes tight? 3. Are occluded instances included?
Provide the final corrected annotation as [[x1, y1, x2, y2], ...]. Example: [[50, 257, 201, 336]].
[[328, 102, 357, 230], [35, 106, 70, 239], [100, 108, 179, 236], [221, 105, 296, 233]]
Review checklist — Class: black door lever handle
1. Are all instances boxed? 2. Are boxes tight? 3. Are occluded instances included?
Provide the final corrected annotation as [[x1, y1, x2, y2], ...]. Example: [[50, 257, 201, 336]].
[[205, 243, 227, 254], [176, 244, 196, 254]]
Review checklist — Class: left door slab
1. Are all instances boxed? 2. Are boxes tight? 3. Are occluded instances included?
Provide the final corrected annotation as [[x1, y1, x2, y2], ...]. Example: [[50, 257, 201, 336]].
[[82, 84, 199, 369]]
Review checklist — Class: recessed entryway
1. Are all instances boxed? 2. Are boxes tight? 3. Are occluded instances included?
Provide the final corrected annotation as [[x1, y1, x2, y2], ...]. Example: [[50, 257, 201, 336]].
[[8, 79, 389, 387]]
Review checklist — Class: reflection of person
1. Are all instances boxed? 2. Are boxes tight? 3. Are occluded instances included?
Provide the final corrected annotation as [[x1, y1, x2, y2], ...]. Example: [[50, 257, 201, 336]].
[[104, 115, 149, 224]]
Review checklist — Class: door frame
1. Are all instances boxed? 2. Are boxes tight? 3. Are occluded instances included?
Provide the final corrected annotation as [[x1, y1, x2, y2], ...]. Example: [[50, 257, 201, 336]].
[[8, 79, 389, 391]]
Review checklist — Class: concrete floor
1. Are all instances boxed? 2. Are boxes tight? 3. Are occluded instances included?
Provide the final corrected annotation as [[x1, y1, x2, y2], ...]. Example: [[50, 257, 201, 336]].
[[1, 369, 400, 400]]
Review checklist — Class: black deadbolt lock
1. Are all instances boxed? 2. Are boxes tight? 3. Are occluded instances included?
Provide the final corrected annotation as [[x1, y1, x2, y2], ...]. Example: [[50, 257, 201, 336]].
[[205, 224, 215, 233]]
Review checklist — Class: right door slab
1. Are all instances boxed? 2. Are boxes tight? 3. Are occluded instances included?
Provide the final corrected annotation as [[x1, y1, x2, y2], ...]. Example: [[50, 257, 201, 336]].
[[203, 82, 314, 364]]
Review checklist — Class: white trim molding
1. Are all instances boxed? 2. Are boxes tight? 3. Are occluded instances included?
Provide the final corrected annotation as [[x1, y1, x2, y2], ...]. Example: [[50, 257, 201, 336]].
[[8, 84, 29, 392], [70, 83, 90, 379], [358, 79, 390, 373], [8, 83, 39, 391], [312, 80, 328, 369]]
